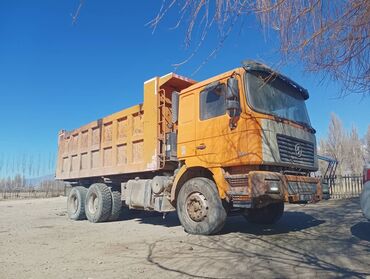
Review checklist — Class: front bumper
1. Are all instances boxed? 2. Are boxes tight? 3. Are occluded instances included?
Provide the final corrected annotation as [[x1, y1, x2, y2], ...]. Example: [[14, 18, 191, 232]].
[[226, 171, 322, 208]]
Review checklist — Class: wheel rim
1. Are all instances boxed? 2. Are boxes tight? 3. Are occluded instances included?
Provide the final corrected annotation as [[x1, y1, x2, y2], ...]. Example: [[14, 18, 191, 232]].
[[69, 194, 78, 214], [186, 192, 208, 222], [88, 193, 99, 214]]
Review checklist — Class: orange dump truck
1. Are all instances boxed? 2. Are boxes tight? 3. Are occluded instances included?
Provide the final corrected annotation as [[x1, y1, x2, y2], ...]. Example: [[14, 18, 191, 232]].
[[56, 61, 322, 235]]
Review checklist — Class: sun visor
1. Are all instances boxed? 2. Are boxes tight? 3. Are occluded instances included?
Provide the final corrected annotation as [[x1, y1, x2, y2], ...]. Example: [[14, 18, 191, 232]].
[[242, 60, 309, 100]]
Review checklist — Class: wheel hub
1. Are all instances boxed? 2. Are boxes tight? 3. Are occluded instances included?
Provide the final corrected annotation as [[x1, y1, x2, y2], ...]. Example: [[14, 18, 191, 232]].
[[88, 193, 98, 214], [69, 194, 78, 214], [186, 192, 208, 222]]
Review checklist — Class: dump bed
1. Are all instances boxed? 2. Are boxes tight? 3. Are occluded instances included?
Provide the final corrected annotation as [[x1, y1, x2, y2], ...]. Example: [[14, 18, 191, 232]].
[[56, 73, 194, 180]]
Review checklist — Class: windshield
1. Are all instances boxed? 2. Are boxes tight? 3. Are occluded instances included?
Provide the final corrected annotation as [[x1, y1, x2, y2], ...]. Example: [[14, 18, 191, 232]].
[[246, 70, 311, 126]]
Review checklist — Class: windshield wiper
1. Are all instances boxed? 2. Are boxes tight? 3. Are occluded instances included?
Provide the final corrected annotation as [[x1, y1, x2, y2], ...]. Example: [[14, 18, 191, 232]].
[[294, 120, 316, 134], [272, 115, 315, 134]]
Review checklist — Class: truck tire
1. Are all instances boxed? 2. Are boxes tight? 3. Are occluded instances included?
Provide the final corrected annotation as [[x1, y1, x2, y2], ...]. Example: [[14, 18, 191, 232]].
[[177, 177, 227, 235], [85, 183, 112, 223], [243, 202, 284, 225], [67, 186, 88, 220], [109, 191, 122, 221]]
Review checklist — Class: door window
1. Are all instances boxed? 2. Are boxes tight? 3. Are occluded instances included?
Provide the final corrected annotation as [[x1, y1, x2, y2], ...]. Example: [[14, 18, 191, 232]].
[[199, 84, 226, 120]]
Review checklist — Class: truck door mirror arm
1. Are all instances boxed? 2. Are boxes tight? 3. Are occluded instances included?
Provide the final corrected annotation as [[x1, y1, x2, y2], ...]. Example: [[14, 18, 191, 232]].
[[226, 76, 241, 129]]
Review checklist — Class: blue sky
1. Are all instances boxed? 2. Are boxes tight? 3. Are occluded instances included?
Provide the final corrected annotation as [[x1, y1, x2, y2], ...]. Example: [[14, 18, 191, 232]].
[[0, 1, 369, 177]]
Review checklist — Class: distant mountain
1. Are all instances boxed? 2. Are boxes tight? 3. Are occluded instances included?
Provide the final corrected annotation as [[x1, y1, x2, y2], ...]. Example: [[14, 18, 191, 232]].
[[26, 174, 55, 186]]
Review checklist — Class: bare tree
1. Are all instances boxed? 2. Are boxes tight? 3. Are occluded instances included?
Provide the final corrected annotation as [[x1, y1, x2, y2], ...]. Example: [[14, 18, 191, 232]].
[[318, 138, 329, 175], [151, 0, 370, 95], [0, 153, 3, 178], [347, 126, 364, 174], [28, 154, 34, 178], [320, 113, 348, 175], [320, 113, 366, 175], [366, 125, 370, 164]]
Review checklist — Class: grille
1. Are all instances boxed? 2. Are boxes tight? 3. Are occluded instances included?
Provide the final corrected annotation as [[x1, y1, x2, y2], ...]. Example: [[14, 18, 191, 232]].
[[277, 134, 315, 167], [287, 181, 317, 195], [225, 174, 250, 208], [225, 174, 248, 188]]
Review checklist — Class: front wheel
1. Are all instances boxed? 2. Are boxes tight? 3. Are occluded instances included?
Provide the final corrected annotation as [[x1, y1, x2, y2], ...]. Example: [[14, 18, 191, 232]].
[[177, 178, 227, 235], [243, 201, 284, 225]]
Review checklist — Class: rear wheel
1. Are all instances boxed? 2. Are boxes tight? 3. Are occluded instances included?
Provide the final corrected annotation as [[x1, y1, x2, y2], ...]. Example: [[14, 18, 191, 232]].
[[67, 186, 88, 220], [243, 201, 284, 225], [177, 177, 227, 235], [109, 191, 122, 221], [85, 183, 112, 223]]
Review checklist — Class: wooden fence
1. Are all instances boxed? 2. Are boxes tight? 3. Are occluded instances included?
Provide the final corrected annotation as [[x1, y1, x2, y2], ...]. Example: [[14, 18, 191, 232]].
[[0, 188, 66, 200], [0, 181, 67, 201], [325, 175, 363, 199]]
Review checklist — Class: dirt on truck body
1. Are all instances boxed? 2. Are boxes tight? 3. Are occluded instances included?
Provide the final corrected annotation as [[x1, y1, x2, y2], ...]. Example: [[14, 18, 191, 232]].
[[56, 61, 323, 235]]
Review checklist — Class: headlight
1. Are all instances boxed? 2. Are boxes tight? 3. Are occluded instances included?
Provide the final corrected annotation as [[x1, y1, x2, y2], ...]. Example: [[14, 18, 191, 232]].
[[266, 180, 280, 192]]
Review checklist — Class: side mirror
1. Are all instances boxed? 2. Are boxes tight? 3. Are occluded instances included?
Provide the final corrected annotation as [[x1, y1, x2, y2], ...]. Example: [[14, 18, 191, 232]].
[[226, 77, 241, 129], [226, 100, 241, 117], [226, 77, 239, 99]]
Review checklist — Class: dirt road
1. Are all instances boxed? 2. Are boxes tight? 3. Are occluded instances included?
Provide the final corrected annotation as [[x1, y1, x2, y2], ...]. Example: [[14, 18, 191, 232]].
[[0, 197, 369, 279]]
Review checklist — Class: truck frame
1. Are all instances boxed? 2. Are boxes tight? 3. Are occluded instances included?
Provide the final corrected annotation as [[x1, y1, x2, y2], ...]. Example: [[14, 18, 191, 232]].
[[56, 61, 322, 235]]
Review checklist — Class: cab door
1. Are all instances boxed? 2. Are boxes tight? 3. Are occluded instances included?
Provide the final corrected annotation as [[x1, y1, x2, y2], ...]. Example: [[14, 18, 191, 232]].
[[177, 92, 196, 159], [195, 80, 234, 167]]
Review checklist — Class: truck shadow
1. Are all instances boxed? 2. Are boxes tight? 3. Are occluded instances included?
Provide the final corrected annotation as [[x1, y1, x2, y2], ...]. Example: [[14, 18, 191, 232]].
[[222, 212, 325, 235], [121, 199, 370, 278], [144, 231, 370, 279], [116, 208, 181, 228], [351, 221, 370, 242], [117, 208, 325, 235]]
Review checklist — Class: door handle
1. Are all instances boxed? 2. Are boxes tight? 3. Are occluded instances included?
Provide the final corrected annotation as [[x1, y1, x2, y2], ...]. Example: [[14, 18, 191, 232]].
[[196, 144, 207, 150]]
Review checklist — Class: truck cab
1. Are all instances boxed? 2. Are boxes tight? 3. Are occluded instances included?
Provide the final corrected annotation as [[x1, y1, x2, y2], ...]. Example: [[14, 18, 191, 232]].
[[174, 62, 320, 200]]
